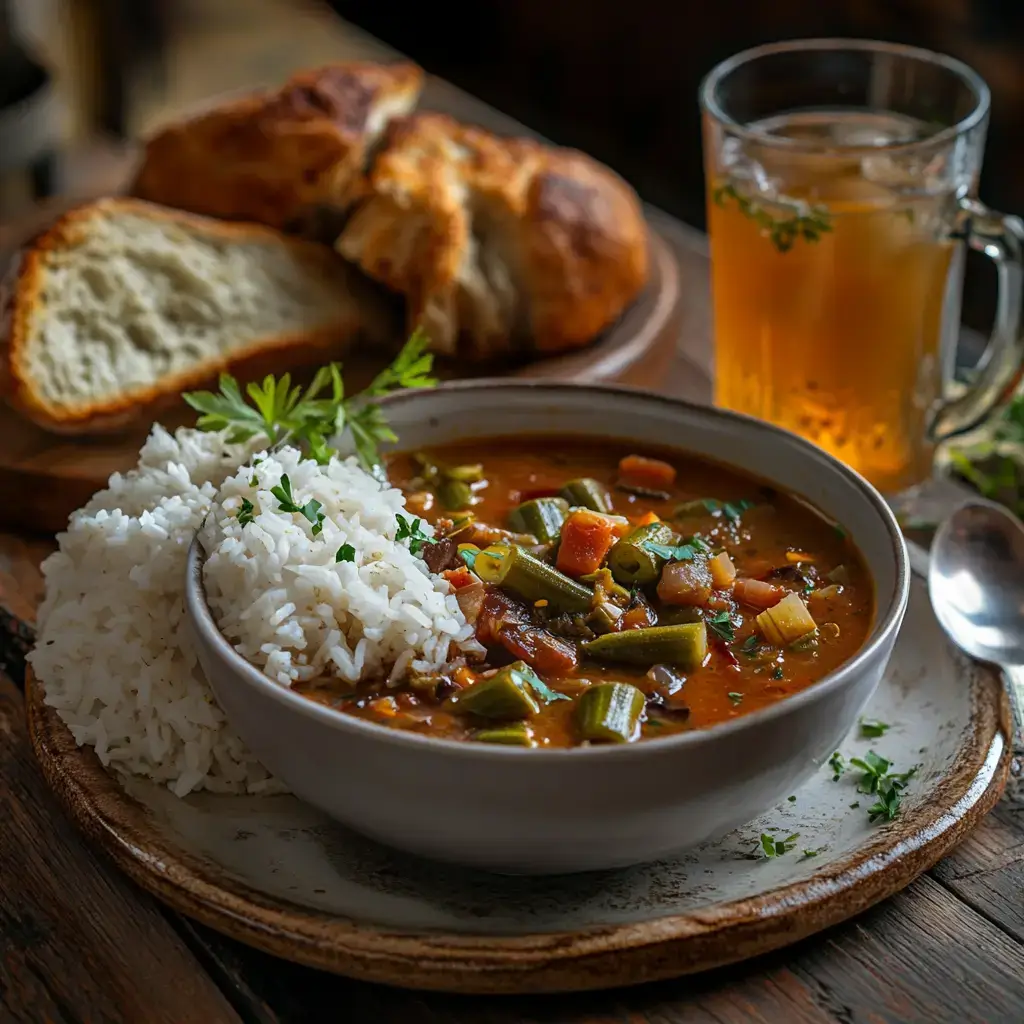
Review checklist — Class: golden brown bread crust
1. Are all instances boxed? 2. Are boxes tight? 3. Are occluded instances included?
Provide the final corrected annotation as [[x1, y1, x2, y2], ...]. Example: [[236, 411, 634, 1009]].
[[0, 198, 391, 435], [130, 62, 423, 232], [337, 113, 649, 357]]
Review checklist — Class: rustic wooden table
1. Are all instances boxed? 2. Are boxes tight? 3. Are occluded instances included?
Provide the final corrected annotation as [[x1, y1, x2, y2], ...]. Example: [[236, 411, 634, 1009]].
[[3, 15, 1024, 1019]]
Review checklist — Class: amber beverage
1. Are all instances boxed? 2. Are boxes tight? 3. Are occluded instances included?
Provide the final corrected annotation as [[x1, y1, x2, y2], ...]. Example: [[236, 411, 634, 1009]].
[[701, 42, 1024, 496]]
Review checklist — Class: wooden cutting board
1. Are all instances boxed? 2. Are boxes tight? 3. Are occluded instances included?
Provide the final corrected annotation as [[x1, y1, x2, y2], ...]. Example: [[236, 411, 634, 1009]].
[[0, 228, 681, 534]]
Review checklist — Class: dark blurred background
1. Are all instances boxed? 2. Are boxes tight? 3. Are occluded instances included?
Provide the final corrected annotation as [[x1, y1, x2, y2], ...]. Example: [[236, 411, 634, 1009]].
[[2, 0, 1022, 331]]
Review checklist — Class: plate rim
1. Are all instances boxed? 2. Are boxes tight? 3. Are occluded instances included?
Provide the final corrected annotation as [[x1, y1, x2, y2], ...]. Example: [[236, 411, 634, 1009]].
[[26, 652, 1011, 994]]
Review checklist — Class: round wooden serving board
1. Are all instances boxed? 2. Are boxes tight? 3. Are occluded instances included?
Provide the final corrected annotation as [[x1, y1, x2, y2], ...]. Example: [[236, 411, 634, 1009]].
[[0, 222, 680, 534], [26, 566, 1012, 994]]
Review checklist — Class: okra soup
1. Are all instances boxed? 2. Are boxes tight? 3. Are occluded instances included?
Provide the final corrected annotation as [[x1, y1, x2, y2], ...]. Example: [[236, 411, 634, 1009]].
[[296, 436, 874, 747]]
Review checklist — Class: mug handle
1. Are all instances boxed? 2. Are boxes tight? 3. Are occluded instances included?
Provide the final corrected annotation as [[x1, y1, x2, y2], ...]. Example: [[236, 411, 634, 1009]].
[[927, 197, 1024, 443]]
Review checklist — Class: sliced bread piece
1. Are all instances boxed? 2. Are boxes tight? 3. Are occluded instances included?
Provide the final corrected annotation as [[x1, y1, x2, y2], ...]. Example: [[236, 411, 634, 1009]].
[[0, 198, 393, 434]]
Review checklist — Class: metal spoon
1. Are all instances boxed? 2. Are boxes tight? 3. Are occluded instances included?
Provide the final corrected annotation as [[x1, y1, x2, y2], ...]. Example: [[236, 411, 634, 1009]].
[[929, 500, 1024, 753]]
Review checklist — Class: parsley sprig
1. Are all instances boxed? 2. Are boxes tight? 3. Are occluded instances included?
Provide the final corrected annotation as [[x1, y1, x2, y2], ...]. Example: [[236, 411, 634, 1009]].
[[183, 329, 437, 470], [760, 832, 800, 858], [395, 514, 431, 555], [271, 475, 326, 535]]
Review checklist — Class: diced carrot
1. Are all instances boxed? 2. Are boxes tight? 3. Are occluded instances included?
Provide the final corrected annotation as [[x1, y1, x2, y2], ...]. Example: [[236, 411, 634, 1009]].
[[622, 601, 657, 630], [556, 509, 616, 578], [618, 454, 677, 490], [442, 565, 476, 590], [733, 577, 786, 609], [631, 510, 661, 527], [709, 550, 737, 588]]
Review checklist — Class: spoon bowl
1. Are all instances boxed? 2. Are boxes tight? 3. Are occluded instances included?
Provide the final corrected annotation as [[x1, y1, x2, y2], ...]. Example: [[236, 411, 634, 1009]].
[[929, 499, 1024, 752]]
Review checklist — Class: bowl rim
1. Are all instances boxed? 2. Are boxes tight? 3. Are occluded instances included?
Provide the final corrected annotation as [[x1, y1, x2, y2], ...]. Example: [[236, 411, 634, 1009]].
[[185, 378, 910, 761]]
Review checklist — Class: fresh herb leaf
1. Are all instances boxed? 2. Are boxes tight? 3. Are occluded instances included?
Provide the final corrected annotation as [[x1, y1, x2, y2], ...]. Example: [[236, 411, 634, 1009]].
[[771, 665, 784, 680], [271, 476, 326, 534], [236, 497, 255, 526], [740, 635, 761, 656], [727, 691, 744, 705], [396, 514, 431, 556], [707, 610, 736, 643], [512, 666, 571, 705], [722, 499, 755, 523], [336, 543, 356, 563], [760, 832, 800, 857], [828, 751, 845, 781], [801, 848, 822, 860], [183, 331, 437, 471], [713, 182, 833, 254], [643, 540, 697, 562], [460, 548, 478, 571], [867, 767, 919, 823], [851, 750, 891, 793], [850, 801, 860, 809], [859, 718, 891, 738], [787, 795, 797, 803]]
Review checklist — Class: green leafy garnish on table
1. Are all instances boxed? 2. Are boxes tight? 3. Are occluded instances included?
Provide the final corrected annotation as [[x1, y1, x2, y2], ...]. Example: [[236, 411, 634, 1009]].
[[828, 751, 845, 781], [760, 832, 800, 857], [859, 718, 891, 738], [183, 329, 437, 470], [713, 182, 833, 254]]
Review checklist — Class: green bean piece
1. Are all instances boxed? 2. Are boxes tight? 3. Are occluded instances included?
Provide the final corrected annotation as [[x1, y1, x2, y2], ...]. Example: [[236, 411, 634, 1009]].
[[508, 497, 569, 543], [583, 622, 708, 670], [437, 478, 474, 510], [473, 722, 537, 747], [453, 663, 541, 720], [606, 522, 677, 586], [487, 544, 593, 613], [560, 477, 612, 513], [576, 682, 645, 743], [446, 463, 485, 483]]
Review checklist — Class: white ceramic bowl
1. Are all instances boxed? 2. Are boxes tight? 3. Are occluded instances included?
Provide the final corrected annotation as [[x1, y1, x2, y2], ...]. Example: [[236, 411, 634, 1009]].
[[185, 381, 909, 874]]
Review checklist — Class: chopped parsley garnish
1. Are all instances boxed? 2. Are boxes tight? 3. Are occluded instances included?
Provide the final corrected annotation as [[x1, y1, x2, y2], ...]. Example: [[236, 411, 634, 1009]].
[[335, 543, 356, 563], [850, 750, 891, 792], [727, 691, 744, 706], [512, 666, 571, 705], [459, 548, 478, 570], [722, 499, 755, 523], [707, 610, 736, 643], [828, 751, 845, 781], [643, 540, 698, 562], [183, 329, 437, 471], [843, 749, 920, 823], [787, 795, 797, 803], [760, 832, 800, 857], [395, 514, 431, 555], [713, 181, 833, 254], [859, 718, 891, 738], [771, 665, 784, 680], [235, 497, 255, 526], [850, 801, 860, 809], [740, 635, 761, 656], [271, 475, 326, 535], [801, 848, 822, 860]]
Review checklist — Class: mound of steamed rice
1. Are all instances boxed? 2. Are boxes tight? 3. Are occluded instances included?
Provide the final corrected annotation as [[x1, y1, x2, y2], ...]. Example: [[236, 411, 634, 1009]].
[[30, 425, 475, 797], [200, 447, 481, 688]]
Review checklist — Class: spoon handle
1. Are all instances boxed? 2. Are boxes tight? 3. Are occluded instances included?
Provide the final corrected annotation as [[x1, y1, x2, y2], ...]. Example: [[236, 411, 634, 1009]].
[[1004, 665, 1024, 755]]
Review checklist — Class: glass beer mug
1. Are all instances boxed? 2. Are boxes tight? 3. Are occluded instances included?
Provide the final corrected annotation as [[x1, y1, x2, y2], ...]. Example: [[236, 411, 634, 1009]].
[[701, 39, 1024, 495]]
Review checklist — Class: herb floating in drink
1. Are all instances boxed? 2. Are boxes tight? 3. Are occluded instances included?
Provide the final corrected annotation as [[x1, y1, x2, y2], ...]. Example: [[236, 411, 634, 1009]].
[[712, 182, 833, 254], [183, 329, 437, 470]]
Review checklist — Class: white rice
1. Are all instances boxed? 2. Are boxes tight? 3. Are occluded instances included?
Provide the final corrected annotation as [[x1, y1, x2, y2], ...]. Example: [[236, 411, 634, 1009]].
[[200, 447, 481, 689], [30, 424, 278, 796], [30, 425, 478, 798]]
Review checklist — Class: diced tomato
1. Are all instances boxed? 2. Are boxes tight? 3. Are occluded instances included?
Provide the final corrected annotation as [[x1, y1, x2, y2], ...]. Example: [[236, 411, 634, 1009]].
[[556, 509, 616, 578], [618, 454, 677, 490], [733, 578, 786, 609], [499, 624, 579, 675], [621, 600, 657, 630], [442, 565, 476, 590]]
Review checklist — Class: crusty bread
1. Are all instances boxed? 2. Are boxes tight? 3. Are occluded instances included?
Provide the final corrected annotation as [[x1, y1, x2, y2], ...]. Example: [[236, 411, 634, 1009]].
[[337, 113, 650, 359], [130, 62, 423, 233], [0, 198, 392, 434]]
